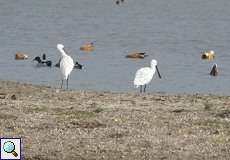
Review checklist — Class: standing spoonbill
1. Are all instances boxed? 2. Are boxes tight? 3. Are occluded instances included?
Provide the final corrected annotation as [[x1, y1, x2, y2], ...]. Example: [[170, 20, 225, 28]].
[[134, 59, 161, 93], [57, 44, 74, 89]]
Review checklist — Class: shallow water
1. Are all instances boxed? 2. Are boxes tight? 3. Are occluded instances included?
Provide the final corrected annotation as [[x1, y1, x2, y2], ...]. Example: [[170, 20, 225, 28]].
[[0, 0, 230, 95]]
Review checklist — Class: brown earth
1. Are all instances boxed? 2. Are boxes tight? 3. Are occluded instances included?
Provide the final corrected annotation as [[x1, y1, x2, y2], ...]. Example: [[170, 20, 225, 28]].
[[0, 80, 230, 160]]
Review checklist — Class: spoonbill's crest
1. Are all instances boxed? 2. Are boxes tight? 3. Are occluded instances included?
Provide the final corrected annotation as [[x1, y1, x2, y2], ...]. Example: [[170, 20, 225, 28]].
[[57, 44, 67, 56], [150, 59, 157, 68], [57, 44, 64, 50]]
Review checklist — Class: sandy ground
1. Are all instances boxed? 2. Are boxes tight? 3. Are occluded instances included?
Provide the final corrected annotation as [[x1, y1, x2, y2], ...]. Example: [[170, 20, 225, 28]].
[[0, 80, 230, 160]]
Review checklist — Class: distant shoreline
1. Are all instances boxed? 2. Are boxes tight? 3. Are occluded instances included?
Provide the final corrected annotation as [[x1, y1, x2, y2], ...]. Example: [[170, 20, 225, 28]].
[[0, 79, 228, 97]]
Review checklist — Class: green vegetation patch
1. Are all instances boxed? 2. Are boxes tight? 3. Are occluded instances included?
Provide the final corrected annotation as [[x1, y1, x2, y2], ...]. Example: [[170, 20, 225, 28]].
[[53, 108, 96, 120], [23, 105, 49, 114], [69, 120, 106, 129], [194, 118, 230, 129], [215, 110, 230, 118], [0, 113, 18, 120], [53, 108, 106, 129]]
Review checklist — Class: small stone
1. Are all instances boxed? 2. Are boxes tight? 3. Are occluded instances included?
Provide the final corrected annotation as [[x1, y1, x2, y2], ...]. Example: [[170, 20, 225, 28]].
[[213, 130, 219, 135], [11, 94, 17, 100], [0, 95, 6, 99]]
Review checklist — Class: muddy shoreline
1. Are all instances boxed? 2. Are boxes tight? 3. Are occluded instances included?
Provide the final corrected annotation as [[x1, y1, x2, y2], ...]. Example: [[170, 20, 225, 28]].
[[0, 80, 229, 160]]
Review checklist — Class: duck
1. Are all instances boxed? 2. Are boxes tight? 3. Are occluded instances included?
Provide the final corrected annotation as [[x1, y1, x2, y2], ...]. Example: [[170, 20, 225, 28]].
[[125, 52, 148, 59], [74, 61, 83, 69], [42, 53, 46, 60], [201, 50, 215, 60], [33, 56, 52, 67], [116, 0, 124, 5], [80, 42, 95, 51], [210, 63, 218, 76], [55, 59, 83, 69], [15, 52, 28, 60]]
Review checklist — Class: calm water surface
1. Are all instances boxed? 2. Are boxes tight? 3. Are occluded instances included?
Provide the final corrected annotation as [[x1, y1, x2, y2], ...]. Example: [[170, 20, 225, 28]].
[[0, 0, 230, 95]]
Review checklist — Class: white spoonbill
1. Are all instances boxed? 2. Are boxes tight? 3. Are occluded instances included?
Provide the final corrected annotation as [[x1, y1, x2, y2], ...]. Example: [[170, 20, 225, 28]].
[[134, 59, 161, 93], [57, 44, 74, 89]]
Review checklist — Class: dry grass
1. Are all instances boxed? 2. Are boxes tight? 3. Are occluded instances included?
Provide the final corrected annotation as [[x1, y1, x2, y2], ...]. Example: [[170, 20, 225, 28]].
[[0, 80, 230, 160]]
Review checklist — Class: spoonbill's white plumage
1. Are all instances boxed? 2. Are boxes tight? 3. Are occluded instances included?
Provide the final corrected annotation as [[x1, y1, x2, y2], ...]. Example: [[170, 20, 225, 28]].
[[57, 44, 74, 89], [134, 59, 161, 93]]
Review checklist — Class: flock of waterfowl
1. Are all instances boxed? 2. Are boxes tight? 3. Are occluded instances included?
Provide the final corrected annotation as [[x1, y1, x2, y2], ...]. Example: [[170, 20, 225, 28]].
[[14, 40, 218, 93], [8, 0, 220, 93]]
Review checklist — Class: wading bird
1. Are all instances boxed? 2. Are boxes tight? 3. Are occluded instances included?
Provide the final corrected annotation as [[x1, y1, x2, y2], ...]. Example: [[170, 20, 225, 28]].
[[57, 44, 74, 89], [134, 59, 161, 93]]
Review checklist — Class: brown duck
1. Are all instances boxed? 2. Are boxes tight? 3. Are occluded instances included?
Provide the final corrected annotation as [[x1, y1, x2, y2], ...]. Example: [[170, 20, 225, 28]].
[[125, 52, 148, 59], [15, 52, 28, 60], [80, 42, 95, 51], [201, 50, 215, 60]]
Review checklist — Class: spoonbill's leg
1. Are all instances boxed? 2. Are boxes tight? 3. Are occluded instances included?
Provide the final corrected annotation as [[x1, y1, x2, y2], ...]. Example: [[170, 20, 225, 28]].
[[61, 80, 63, 89], [144, 85, 147, 93], [67, 77, 69, 90]]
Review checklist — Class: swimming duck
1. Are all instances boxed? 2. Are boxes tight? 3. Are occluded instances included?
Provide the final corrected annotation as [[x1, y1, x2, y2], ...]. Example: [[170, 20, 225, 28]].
[[33, 56, 52, 67], [201, 50, 215, 60], [80, 42, 95, 51], [42, 53, 46, 60], [210, 63, 218, 76], [74, 62, 83, 69], [116, 0, 124, 4], [125, 52, 148, 59], [15, 52, 28, 60]]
